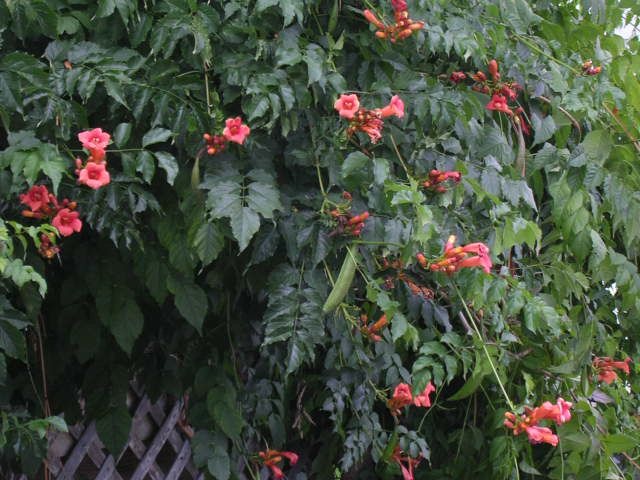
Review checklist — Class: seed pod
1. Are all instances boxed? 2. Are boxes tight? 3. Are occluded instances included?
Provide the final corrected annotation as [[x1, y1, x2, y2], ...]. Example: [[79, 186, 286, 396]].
[[322, 247, 359, 313], [191, 156, 200, 190]]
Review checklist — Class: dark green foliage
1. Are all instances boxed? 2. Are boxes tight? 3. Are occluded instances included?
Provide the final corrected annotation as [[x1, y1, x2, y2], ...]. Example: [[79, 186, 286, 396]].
[[2, 0, 640, 478]]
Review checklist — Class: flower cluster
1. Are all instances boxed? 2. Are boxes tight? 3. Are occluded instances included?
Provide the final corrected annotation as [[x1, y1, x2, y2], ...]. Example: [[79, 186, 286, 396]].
[[38, 232, 60, 259], [379, 257, 434, 299], [203, 117, 251, 155], [421, 169, 462, 192], [75, 128, 111, 189], [593, 356, 632, 384], [387, 382, 436, 416], [450, 59, 530, 135], [504, 398, 573, 447], [334, 94, 404, 144], [360, 313, 388, 342], [391, 446, 422, 480], [417, 235, 492, 274], [20, 185, 82, 239], [363, 0, 424, 43], [258, 449, 298, 479], [582, 60, 602, 76], [327, 193, 370, 238]]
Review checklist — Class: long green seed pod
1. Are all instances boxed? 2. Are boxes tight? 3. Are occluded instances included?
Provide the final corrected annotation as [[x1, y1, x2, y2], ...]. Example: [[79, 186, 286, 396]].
[[191, 156, 200, 190], [322, 246, 358, 313]]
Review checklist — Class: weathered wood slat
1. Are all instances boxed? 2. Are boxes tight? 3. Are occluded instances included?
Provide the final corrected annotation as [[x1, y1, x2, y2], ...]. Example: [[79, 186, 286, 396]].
[[57, 421, 97, 480], [128, 432, 165, 480], [147, 400, 198, 477], [165, 440, 191, 480], [94, 454, 120, 480], [129, 400, 182, 480], [31, 386, 201, 480]]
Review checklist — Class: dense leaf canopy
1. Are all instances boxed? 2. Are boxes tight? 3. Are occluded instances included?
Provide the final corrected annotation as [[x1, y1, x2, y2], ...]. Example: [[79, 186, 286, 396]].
[[2, 0, 640, 478]]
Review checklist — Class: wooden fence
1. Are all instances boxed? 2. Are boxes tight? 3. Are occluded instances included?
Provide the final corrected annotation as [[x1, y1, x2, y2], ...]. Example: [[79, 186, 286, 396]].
[[8, 386, 202, 480]]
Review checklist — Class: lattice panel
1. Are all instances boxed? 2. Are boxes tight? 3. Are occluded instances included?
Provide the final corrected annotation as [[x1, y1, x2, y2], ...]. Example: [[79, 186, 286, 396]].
[[10, 388, 202, 480]]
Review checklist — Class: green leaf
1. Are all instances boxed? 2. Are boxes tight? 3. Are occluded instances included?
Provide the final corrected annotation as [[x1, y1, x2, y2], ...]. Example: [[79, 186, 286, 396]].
[[142, 128, 173, 147], [113, 123, 132, 147], [193, 222, 224, 266], [95, 285, 143, 354], [582, 130, 612, 166], [136, 150, 155, 183], [448, 349, 492, 400], [246, 182, 282, 219], [104, 77, 128, 108], [230, 207, 260, 252], [95, 406, 131, 455], [154, 151, 178, 185], [207, 447, 230, 480], [207, 181, 242, 219], [167, 276, 207, 333], [0, 320, 26, 360], [602, 433, 638, 453], [207, 388, 244, 440], [532, 114, 556, 146], [0, 353, 6, 385], [305, 43, 324, 85]]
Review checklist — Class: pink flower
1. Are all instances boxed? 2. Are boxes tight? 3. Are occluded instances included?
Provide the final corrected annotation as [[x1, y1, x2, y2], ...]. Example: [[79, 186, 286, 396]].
[[450, 71, 467, 84], [391, 0, 408, 12], [334, 94, 360, 119], [78, 162, 111, 189], [78, 128, 110, 151], [88, 148, 106, 163], [358, 116, 383, 143], [444, 235, 456, 254], [524, 426, 558, 447], [52, 208, 82, 237], [594, 357, 632, 384], [486, 94, 513, 116], [19, 185, 50, 212], [455, 251, 492, 273], [379, 95, 405, 118], [387, 383, 413, 416], [413, 382, 435, 407], [554, 398, 572, 424], [222, 117, 251, 145]]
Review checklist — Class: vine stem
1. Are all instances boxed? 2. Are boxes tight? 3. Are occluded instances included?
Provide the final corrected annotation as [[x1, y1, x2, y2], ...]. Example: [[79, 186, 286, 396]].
[[536, 95, 582, 140], [351, 240, 404, 247], [452, 283, 516, 412], [602, 102, 640, 154], [514, 35, 581, 75], [389, 134, 412, 179]]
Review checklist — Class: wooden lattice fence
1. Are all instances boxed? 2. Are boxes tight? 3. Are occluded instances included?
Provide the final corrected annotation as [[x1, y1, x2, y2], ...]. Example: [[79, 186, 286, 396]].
[[7, 386, 202, 480]]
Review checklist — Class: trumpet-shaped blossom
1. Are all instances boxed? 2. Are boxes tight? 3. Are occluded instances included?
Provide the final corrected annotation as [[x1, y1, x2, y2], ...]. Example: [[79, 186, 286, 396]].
[[413, 382, 436, 407], [486, 94, 513, 116], [20, 185, 50, 212], [379, 95, 405, 118], [78, 162, 111, 189], [593, 356, 632, 384], [52, 208, 82, 237], [258, 449, 298, 479], [360, 314, 388, 342], [450, 71, 467, 83], [391, 446, 422, 480], [504, 397, 572, 447], [524, 426, 558, 447], [78, 128, 111, 151], [334, 94, 360, 119], [223, 117, 251, 144], [424, 235, 492, 274], [387, 382, 436, 415]]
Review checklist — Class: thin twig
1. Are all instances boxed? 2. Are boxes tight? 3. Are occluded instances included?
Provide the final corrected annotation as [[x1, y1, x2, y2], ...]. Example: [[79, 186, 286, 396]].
[[537, 96, 582, 140], [602, 102, 640, 154]]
